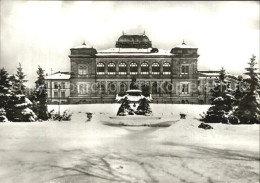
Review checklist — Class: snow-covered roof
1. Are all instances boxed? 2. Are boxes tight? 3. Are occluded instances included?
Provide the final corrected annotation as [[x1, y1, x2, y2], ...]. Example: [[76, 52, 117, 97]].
[[72, 44, 92, 49], [96, 48, 172, 56], [45, 72, 70, 80], [174, 44, 196, 49]]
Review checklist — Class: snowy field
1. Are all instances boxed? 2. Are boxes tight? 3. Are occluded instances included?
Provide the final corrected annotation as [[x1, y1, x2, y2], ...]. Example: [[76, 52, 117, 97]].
[[0, 104, 259, 183]]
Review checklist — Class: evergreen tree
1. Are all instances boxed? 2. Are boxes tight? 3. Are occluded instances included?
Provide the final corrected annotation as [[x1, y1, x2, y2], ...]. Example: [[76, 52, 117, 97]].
[[12, 63, 27, 94], [32, 66, 48, 120], [7, 94, 37, 122], [135, 98, 152, 115], [204, 67, 235, 123], [0, 108, 8, 122], [117, 97, 134, 116], [233, 75, 245, 106], [5, 63, 37, 122], [0, 68, 13, 110], [236, 55, 260, 124], [0, 68, 13, 121]]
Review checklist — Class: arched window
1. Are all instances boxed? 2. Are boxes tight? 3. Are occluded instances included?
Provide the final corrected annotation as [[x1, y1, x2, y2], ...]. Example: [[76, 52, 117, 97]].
[[130, 62, 138, 75], [141, 62, 149, 75], [79, 66, 87, 75], [119, 62, 127, 75], [108, 62, 116, 75], [97, 62, 105, 75], [152, 62, 160, 75], [163, 62, 171, 75]]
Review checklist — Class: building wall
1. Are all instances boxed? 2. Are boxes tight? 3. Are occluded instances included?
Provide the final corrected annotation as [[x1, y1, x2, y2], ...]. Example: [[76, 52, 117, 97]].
[[68, 51, 200, 104], [46, 80, 70, 104]]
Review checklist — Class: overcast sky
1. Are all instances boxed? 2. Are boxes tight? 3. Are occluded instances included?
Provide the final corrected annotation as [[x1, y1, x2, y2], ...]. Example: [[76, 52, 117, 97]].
[[1, 1, 259, 87]]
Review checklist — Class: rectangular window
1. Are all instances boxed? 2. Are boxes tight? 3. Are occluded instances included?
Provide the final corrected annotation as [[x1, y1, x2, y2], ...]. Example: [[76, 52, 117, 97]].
[[130, 67, 138, 75], [108, 67, 116, 75], [163, 67, 171, 75], [61, 82, 65, 89], [181, 65, 189, 74], [119, 66, 127, 75], [152, 67, 160, 75], [97, 67, 105, 75], [181, 83, 189, 94], [61, 91, 65, 98], [141, 67, 149, 75], [54, 91, 58, 98], [54, 82, 58, 89]]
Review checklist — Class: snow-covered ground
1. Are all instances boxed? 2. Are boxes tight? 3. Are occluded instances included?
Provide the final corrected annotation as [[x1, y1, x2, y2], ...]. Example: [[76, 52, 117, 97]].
[[0, 104, 259, 183]]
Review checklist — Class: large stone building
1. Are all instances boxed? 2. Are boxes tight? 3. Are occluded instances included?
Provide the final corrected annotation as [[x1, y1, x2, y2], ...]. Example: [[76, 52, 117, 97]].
[[68, 33, 201, 104]]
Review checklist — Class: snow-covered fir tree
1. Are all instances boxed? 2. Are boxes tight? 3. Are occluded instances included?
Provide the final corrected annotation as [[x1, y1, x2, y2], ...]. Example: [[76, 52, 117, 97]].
[[12, 63, 27, 95], [0, 68, 13, 111], [233, 75, 245, 106], [7, 94, 37, 122], [135, 98, 152, 115], [117, 97, 134, 116], [204, 67, 235, 123], [0, 68, 12, 122], [236, 55, 260, 124], [32, 66, 48, 120], [0, 65, 37, 122]]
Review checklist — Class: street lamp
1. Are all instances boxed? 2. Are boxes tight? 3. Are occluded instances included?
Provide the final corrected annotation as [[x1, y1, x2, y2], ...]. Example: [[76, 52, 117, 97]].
[[58, 84, 61, 116], [204, 77, 207, 104]]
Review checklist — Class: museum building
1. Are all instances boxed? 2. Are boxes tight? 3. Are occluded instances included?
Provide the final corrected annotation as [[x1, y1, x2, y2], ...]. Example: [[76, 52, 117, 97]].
[[67, 32, 201, 104]]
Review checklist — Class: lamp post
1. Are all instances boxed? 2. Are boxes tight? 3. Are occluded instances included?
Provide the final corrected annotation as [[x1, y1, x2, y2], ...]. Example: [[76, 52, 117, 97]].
[[204, 77, 207, 104], [58, 84, 61, 116]]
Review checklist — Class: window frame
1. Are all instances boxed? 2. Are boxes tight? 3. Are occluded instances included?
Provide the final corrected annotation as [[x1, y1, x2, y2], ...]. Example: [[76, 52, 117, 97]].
[[152, 62, 160, 75], [97, 62, 105, 75], [130, 62, 138, 75], [107, 62, 116, 75], [163, 62, 171, 75], [118, 62, 127, 75], [141, 62, 149, 75], [180, 83, 190, 94], [181, 65, 189, 74]]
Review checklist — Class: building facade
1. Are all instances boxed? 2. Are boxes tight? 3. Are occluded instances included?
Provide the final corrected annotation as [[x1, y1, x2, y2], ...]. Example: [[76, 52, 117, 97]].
[[68, 33, 201, 104], [45, 72, 70, 104]]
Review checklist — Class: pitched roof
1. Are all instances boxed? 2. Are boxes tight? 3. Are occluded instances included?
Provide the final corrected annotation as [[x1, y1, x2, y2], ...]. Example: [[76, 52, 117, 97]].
[[45, 72, 70, 80]]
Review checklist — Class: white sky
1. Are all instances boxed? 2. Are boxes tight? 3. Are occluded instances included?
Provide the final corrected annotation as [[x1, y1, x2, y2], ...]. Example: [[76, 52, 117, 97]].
[[0, 1, 259, 87]]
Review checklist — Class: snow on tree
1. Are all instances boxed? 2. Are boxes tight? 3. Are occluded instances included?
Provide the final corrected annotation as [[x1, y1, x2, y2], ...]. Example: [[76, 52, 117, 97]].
[[233, 75, 245, 106], [0, 108, 8, 122], [135, 98, 152, 115], [12, 63, 27, 95], [117, 97, 134, 116], [7, 94, 37, 122], [0, 68, 13, 118], [236, 55, 260, 124], [204, 67, 235, 123], [0, 67, 36, 122], [32, 66, 48, 120]]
